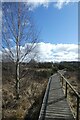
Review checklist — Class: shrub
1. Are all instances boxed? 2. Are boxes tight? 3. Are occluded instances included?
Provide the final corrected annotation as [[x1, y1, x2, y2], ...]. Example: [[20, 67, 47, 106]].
[[34, 70, 51, 78]]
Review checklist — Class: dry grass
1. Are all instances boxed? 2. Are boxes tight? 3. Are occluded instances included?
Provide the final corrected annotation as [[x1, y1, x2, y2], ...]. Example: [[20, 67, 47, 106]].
[[63, 71, 80, 119], [2, 65, 49, 120]]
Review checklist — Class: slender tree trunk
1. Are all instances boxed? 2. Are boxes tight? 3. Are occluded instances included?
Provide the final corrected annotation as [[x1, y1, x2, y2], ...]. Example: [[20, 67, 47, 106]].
[[16, 62, 20, 99], [15, 3, 20, 100], [16, 41, 20, 99], [2, 2, 38, 100]]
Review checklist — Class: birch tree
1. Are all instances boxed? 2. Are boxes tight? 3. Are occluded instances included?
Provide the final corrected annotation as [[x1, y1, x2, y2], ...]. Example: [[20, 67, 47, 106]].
[[2, 2, 39, 99]]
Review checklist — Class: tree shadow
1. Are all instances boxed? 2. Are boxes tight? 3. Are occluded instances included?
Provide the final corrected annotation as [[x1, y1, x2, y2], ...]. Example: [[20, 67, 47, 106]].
[[47, 96, 65, 106]]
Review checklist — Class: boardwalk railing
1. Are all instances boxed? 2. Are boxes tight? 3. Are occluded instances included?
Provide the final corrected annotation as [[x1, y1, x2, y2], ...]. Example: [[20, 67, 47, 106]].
[[38, 77, 52, 120], [58, 70, 80, 120]]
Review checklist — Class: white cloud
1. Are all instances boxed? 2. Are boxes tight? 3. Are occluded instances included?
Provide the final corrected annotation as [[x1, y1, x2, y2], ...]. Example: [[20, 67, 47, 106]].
[[28, 0, 79, 10], [27, 0, 49, 10], [54, 0, 78, 9], [2, 42, 78, 62], [34, 42, 78, 62], [27, 0, 78, 10], [1, 0, 79, 9], [54, 0, 70, 9]]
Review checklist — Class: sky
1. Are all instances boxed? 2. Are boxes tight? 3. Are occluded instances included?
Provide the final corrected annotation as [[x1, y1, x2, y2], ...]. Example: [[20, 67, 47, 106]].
[[1, 1, 79, 62], [30, 2, 78, 62], [32, 2, 78, 44]]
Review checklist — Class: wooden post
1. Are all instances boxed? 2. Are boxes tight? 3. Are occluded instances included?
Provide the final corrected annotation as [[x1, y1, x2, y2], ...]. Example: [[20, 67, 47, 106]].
[[76, 96, 79, 120], [62, 77, 63, 86], [65, 82, 67, 98]]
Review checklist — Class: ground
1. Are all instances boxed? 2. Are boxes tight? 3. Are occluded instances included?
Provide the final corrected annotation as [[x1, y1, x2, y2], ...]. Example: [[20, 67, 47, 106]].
[[2, 62, 80, 120], [63, 71, 80, 119], [2, 63, 51, 120]]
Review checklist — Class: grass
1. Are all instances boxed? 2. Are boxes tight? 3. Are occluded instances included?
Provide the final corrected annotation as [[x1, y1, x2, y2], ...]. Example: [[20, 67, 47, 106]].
[[63, 71, 80, 119], [2, 63, 49, 120]]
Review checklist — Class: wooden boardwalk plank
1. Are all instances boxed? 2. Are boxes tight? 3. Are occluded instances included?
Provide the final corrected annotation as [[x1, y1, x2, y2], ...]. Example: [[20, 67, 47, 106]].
[[38, 73, 74, 120]]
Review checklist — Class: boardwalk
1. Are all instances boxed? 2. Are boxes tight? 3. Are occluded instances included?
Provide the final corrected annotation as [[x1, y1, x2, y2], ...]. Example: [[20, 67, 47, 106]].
[[38, 73, 74, 120]]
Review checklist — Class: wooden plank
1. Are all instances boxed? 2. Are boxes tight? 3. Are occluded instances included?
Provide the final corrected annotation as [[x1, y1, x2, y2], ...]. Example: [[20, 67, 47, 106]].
[[38, 73, 75, 120]]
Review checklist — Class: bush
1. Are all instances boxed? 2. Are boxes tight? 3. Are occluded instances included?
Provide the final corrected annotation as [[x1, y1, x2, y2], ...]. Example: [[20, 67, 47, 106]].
[[51, 67, 58, 75], [34, 70, 51, 78]]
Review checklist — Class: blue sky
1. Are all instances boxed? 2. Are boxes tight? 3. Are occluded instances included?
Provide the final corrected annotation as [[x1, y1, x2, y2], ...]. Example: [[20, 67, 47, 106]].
[[31, 2, 78, 44], [2, 2, 78, 62]]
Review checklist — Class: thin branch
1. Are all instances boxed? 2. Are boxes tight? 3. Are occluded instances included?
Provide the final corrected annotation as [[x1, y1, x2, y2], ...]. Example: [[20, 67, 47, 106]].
[[2, 33, 14, 58], [3, 11, 17, 42], [2, 46, 14, 62], [19, 41, 37, 63]]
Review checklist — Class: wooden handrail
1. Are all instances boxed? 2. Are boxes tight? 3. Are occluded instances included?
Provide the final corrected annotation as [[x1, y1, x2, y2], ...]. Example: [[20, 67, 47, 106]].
[[58, 70, 80, 120]]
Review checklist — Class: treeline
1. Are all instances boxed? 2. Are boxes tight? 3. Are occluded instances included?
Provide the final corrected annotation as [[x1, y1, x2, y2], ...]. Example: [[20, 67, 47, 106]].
[[2, 61, 80, 83], [59, 61, 80, 71], [26, 60, 80, 71], [2, 61, 80, 73]]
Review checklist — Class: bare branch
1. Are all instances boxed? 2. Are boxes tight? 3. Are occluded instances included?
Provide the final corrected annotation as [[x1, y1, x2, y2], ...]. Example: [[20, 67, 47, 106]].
[[2, 2, 39, 99], [2, 33, 14, 58], [2, 46, 14, 62]]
